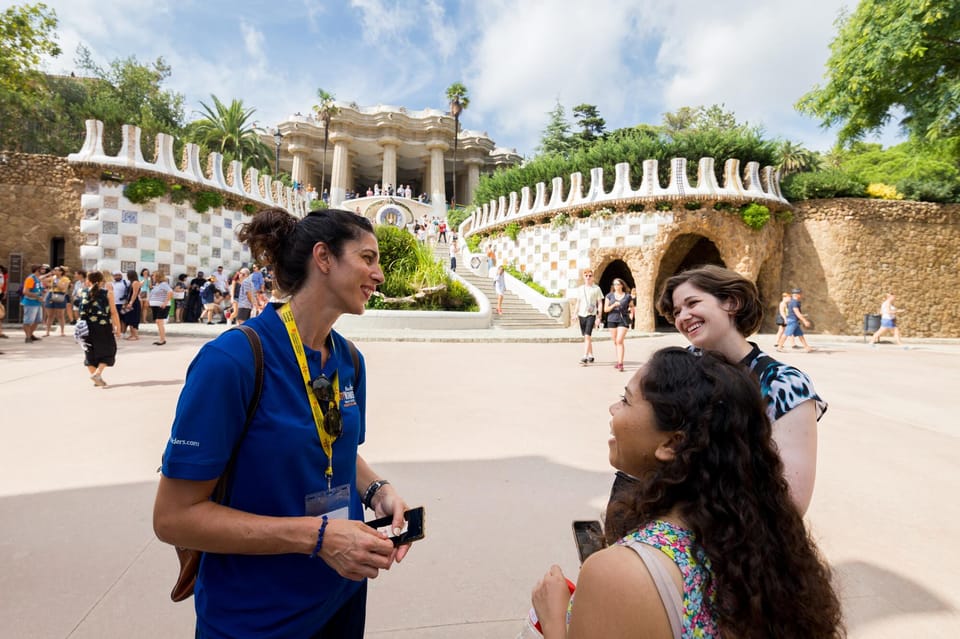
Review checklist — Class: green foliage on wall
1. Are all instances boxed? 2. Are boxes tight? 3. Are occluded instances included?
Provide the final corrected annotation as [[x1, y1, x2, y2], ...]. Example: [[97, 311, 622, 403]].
[[739, 203, 771, 230], [504, 222, 520, 241], [503, 264, 563, 298], [123, 177, 168, 203], [193, 190, 224, 213], [781, 170, 867, 200]]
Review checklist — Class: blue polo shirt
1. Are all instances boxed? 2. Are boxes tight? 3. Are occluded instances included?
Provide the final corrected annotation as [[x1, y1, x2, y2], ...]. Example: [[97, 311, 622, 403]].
[[162, 303, 366, 638]]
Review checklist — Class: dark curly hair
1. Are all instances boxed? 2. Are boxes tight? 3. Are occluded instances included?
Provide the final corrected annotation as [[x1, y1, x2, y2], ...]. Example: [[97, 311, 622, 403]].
[[604, 347, 843, 638], [237, 207, 374, 297], [656, 264, 763, 337]]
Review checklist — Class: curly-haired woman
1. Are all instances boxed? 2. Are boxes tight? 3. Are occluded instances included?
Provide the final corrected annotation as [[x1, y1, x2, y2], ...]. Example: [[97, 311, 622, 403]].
[[531, 348, 843, 639], [656, 265, 825, 514]]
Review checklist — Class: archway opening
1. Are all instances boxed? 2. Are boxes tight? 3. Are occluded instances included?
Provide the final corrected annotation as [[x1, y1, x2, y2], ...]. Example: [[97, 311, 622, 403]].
[[653, 235, 725, 330], [598, 259, 635, 297]]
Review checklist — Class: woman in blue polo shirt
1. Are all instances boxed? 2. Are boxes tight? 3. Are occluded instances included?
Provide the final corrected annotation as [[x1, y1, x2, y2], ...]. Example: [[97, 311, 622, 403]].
[[154, 207, 412, 638]]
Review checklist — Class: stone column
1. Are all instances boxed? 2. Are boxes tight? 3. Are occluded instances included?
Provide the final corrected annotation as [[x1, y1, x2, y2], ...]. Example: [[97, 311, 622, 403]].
[[380, 137, 400, 194], [427, 140, 448, 217], [329, 133, 352, 207], [289, 146, 311, 188], [465, 159, 482, 206]]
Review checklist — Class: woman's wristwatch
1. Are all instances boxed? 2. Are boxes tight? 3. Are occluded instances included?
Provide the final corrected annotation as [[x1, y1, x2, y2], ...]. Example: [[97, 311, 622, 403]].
[[362, 479, 390, 510]]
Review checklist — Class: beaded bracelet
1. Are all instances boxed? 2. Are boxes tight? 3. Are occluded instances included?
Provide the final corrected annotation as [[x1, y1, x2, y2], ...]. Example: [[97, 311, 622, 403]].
[[310, 515, 329, 559], [362, 479, 390, 510]]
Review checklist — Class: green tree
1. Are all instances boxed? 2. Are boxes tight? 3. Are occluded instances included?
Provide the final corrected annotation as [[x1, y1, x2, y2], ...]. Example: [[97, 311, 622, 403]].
[[75, 46, 185, 157], [312, 88, 339, 196], [537, 100, 574, 156], [797, 1, 960, 144], [572, 103, 606, 148], [446, 81, 470, 207], [775, 140, 819, 176], [0, 2, 61, 151], [185, 95, 272, 172]]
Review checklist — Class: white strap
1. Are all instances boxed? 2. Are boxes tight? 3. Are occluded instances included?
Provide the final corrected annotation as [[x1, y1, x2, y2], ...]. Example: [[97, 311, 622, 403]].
[[623, 539, 683, 639]]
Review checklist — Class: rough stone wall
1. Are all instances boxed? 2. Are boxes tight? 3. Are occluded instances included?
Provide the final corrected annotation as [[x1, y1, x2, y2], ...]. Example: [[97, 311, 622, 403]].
[[0, 153, 85, 275], [783, 199, 960, 337]]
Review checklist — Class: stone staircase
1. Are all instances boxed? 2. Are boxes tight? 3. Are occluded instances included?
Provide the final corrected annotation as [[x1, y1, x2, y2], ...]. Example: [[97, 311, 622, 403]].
[[431, 242, 565, 329]]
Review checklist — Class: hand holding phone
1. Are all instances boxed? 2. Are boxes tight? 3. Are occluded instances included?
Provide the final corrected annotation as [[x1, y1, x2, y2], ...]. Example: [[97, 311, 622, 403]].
[[365, 506, 425, 547], [572, 520, 605, 564]]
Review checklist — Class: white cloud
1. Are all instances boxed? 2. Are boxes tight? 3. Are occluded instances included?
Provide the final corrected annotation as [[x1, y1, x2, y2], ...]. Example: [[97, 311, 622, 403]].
[[239, 21, 268, 80]]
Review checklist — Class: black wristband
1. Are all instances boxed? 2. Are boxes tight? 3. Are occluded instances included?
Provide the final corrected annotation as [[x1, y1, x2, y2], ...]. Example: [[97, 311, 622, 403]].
[[363, 479, 390, 510]]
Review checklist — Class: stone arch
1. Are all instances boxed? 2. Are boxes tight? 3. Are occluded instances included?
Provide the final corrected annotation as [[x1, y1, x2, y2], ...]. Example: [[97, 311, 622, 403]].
[[652, 234, 726, 329], [597, 258, 636, 297]]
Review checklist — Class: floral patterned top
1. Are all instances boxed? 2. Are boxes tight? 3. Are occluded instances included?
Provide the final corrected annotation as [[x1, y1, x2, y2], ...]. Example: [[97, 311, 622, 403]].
[[78, 287, 112, 326], [567, 519, 719, 638]]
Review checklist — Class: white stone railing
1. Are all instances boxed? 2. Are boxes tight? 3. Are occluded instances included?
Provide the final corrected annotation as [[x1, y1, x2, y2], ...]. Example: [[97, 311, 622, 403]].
[[68, 119, 308, 217], [461, 157, 785, 237]]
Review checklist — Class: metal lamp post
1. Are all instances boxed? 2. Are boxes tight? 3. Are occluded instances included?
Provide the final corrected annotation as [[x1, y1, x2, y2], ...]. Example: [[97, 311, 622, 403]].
[[273, 129, 283, 176]]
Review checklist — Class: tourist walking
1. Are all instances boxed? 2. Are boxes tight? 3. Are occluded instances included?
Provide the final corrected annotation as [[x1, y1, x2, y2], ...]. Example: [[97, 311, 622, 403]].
[[68, 269, 87, 325], [657, 265, 826, 513], [184, 271, 206, 323], [148, 272, 174, 345], [529, 348, 842, 639], [236, 267, 255, 324], [603, 278, 634, 371], [449, 240, 458, 272], [871, 292, 905, 345], [77, 271, 121, 387], [172, 274, 188, 322], [121, 269, 143, 340], [775, 291, 790, 343], [775, 288, 813, 353], [43, 266, 70, 336], [493, 265, 506, 315], [20, 264, 45, 343], [154, 207, 413, 638], [569, 269, 604, 365]]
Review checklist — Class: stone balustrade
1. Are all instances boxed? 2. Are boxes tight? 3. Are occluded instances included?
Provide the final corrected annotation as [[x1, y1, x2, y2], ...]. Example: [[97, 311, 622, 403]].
[[68, 119, 308, 217], [462, 157, 786, 237]]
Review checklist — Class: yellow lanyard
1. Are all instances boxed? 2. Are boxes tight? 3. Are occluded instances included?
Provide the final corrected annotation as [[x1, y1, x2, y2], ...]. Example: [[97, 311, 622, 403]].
[[279, 303, 340, 484]]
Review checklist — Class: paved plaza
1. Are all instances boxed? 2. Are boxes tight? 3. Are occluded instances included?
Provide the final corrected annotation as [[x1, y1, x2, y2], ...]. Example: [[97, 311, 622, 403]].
[[1, 322, 959, 638]]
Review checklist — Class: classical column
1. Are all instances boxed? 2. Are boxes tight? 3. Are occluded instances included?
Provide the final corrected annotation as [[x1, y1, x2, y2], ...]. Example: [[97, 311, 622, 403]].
[[465, 159, 482, 206], [329, 133, 352, 207], [380, 137, 400, 194], [427, 140, 448, 216], [289, 146, 311, 188]]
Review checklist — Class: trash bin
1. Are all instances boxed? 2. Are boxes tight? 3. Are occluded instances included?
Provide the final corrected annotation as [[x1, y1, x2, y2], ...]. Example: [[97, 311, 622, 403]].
[[863, 314, 881, 341]]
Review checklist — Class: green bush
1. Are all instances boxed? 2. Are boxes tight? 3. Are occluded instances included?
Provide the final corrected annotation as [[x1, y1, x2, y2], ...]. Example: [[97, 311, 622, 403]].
[[655, 201, 673, 211], [442, 279, 478, 311], [194, 190, 224, 213], [503, 264, 562, 298], [243, 203, 257, 215], [123, 177, 167, 203], [504, 222, 520, 241], [739, 203, 770, 230], [684, 200, 702, 210], [375, 225, 420, 275], [446, 206, 473, 231], [781, 170, 866, 200], [896, 178, 960, 203], [169, 183, 191, 204], [465, 234, 482, 253], [713, 201, 734, 211]]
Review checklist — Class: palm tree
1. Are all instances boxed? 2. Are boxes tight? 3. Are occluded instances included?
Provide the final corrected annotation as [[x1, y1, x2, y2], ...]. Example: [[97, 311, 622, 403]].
[[775, 140, 819, 176], [186, 95, 272, 172], [312, 89, 340, 198], [445, 82, 470, 208]]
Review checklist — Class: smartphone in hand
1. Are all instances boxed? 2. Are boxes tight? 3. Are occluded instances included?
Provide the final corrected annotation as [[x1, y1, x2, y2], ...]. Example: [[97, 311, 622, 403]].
[[365, 506, 425, 547], [572, 520, 605, 564]]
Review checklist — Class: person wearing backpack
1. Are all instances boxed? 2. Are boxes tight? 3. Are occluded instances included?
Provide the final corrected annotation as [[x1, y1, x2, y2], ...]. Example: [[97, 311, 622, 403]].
[[154, 208, 414, 638], [20, 264, 46, 343]]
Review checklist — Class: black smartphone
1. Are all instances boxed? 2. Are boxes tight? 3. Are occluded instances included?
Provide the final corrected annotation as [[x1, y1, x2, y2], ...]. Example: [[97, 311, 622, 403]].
[[572, 520, 605, 564], [365, 506, 425, 547]]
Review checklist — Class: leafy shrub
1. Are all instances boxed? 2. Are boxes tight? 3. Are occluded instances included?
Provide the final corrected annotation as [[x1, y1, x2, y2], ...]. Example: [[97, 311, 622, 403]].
[[310, 200, 329, 211], [442, 279, 478, 311], [375, 224, 420, 275], [655, 201, 673, 211], [781, 170, 866, 200], [243, 203, 257, 215], [465, 234, 482, 253], [739, 203, 770, 230], [194, 190, 224, 213], [551, 212, 572, 228], [503, 264, 562, 298], [866, 183, 904, 200], [123, 177, 167, 203], [504, 222, 520, 241], [684, 200, 702, 210], [896, 178, 960, 203], [713, 201, 734, 211], [169, 183, 191, 204], [446, 206, 473, 231]]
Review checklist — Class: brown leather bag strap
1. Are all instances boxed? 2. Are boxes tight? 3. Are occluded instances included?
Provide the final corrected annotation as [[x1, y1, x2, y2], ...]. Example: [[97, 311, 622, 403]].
[[211, 325, 264, 504]]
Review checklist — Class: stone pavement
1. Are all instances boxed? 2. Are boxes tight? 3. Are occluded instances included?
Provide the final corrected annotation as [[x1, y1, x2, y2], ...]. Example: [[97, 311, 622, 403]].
[[1, 322, 958, 637]]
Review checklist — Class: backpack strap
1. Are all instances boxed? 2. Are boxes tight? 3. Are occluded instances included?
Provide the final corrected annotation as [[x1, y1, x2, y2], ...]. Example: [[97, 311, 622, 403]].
[[212, 325, 264, 504], [345, 338, 361, 388]]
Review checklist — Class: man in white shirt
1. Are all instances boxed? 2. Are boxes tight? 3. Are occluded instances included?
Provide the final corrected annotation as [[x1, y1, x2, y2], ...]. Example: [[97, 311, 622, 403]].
[[213, 266, 229, 294], [569, 269, 604, 365]]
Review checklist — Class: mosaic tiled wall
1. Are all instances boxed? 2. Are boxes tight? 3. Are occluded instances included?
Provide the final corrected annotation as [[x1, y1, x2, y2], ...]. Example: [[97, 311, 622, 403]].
[[78, 180, 251, 276], [485, 211, 674, 294]]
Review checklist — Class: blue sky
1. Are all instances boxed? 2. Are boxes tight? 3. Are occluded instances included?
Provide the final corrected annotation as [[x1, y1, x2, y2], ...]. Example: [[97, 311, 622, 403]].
[[13, 0, 903, 157]]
